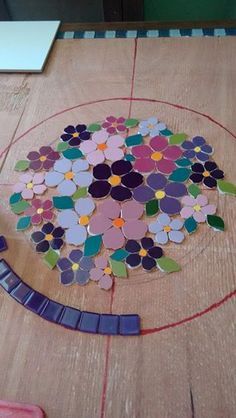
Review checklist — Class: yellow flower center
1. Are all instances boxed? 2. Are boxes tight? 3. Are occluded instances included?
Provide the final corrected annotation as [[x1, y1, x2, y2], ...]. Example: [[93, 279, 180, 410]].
[[45, 233, 53, 241], [39, 155, 47, 162], [64, 171, 74, 180], [72, 132, 79, 138], [97, 143, 107, 151], [193, 204, 201, 212], [194, 146, 201, 153], [108, 175, 121, 186], [79, 215, 89, 226], [72, 263, 79, 271], [111, 122, 118, 128], [139, 249, 147, 257], [37, 208, 44, 214], [104, 267, 112, 275], [155, 190, 166, 199], [148, 124, 154, 129], [164, 225, 171, 232], [26, 182, 33, 189], [151, 151, 163, 161], [203, 170, 210, 177], [112, 217, 125, 228]]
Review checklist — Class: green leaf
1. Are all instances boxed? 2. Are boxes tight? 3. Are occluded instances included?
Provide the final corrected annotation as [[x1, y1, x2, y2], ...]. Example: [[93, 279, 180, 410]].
[[72, 187, 87, 200], [169, 133, 187, 145], [84, 235, 102, 257], [110, 249, 129, 261], [146, 199, 159, 217], [16, 216, 31, 231], [125, 134, 143, 147], [109, 259, 127, 278], [160, 128, 173, 136], [56, 142, 69, 152], [43, 249, 59, 270], [184, 217, 198, 234], [176, 158, 192, 167], [207, 215, 224, 232], [188, 183, 201, 198], [9, 193, 22, 205], [87, 123, 101, 132], [11, 200, 30, 214], [124, 118, 139, 128], [169, 168, 191, 182], [124, 154, 135, 162], [14, 160, 30, 171], [53, 196, 74, 210], [62, 148, 83, 160], [217, 179, 236, 196], [157, 257, 181, 273]]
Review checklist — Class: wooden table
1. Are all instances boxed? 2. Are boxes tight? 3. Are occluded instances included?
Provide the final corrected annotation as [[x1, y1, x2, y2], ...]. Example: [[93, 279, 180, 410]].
[[0, 36, 235, 418]]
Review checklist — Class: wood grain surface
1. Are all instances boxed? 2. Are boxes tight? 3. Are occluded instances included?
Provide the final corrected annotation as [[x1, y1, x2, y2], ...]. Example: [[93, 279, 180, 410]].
[[0, 37, 235, 418]]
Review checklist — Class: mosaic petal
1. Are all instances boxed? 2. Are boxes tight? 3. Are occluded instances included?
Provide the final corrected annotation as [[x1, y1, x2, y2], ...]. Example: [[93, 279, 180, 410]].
[[33, 184, 46, 195], [22, 188, 34, 200], [54, 158, 72, 174], [196, 152, 210, 162], [182, 140, 194, 150], [148, 246, 163, 258], [110, 186, 132, 202], [180, 206, 194, 219], [95, 256, 108, 269], [191, 162, 204, 173], [155, 231, 168, 244], [89, 214, 112, 235], [88, 181, 111, 199], [193, 211, 206, 223], [169, 219, 184, 230], [92, 130, 109, 144], [123, 220, 147, 240], [98, 199, 120, 219], [148, 221, 163, 234], [65, 225, 87, 245], [27, 151, 40, 161], [125, 239, 141, 253], [57, 257, 72, 271], [163, 145, 182, 160], [181, 195, 195, 206], [107, 134, 124, 148], [126, 253, 141, 268], [160, 197, 181, 215], [104, 147, 124, 162], [147, 173, 167, 190], [36, 240, 50, 253], [90, 268, 104, 281], [190, 173, 203, 183], [111, 160, 132, 176], [31, 231, 45, 243], [75, 269, 90, 286], [69, 249, 83, 262], [79, 140, 97, 154], [45, 171, 64, 187], [57, 209, 78, 228], [13, 182, 25, 193], [60, 270, 74, 286], [141, 237, 154, 249], [165, 182, 187, 198], [72, 159, 89, 172], [201, 204, 216, 215], [169, 230, 185, 243], [196, 194, 208, 206], [80, 256, 94, 271], [157, 159, 176, 175], [133, 158, 155, 173], [86, 149, 105, 165], [99, 275, 113, 290], [32, 173, 44, 185], [121, 200, 143, 220], [93, 163, 111, 180], [103, 227, 125, 250], [192, 136, 205, 146], [211, 169, 224, 180], [19, 173, 33, 183], [157, 213, 171, 226], [150, 136, 168, 151], [203, 177, 217, 188], [133, 185, 155, 203], [121, 172, 143, 189], [58, 180, 77, 196], [75, 197, 95, 216], [142, 256, 156, 271], [74, 172, 93, 187], [131, 145, 152, 158]]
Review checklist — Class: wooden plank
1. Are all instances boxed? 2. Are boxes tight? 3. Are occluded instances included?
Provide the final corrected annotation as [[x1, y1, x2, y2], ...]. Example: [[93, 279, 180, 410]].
[[0, 36, 236, 418]]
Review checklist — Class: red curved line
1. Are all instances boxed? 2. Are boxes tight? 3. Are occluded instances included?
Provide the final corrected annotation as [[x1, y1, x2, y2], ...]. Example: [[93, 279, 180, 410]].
[[141, 289, 236, 335], [1, 96, 236, 159]]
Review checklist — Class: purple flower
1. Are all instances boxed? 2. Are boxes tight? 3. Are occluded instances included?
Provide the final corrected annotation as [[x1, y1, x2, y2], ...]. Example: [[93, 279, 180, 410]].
[[60, 124, 91, 146], [190, 160, 224, 188], [57, 249, 94, 286], [125, 237, 163, 271], [181, 136, 213, 162], [31, 222, 64, 253]]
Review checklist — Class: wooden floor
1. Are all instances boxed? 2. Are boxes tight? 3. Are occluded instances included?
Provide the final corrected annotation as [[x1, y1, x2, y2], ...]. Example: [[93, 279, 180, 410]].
[[0, 37, 236, 418]]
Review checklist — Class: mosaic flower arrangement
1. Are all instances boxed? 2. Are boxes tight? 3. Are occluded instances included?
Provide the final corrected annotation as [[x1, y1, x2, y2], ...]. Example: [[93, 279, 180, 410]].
[[10, 116, 236, 291]]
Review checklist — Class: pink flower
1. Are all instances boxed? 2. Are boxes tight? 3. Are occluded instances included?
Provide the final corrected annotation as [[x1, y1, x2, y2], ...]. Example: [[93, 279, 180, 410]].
[[180, 194, 216, 223], [90, 256, 113, 290], [13, 173, 46, 200], [102, 116, 127, 134], [25, 199, 54, 225], [27, 146, 60, 171], [132, 136, 183, 174], [79, 130, 124, 165], [89, 199, 147, 250]]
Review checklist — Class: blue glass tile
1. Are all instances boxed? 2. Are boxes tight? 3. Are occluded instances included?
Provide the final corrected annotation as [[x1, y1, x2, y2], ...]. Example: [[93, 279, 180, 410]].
[[225, 28, 236, 36], [11, 282, 33, 304], [137, 30, 147, 38], [203, 28, 214, 36], [95, 31, 105, 38], [0, 259, 11, 280], [74, 31, 84, 39], [40, 300, 64, 323], [24, 292, 48, 314], [59, 306, 81, 329], [119, 314, 140, 336], [98, 314, 119, 335], [0, 236, 7, 252], [158, 29, 170, 37], [180, 29, 192, 37], [115, 30, 127, 38], [0, 271, 21, 293], [78, 311, 100, 334]]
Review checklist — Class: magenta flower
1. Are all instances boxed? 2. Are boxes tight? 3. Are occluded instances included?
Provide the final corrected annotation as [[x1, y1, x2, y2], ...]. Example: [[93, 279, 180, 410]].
[[132, 136, 183, 174], [89, 199, 147, 250], [25, 198, 54, 225], [180, 194, 216, 223], [27, 146, 60, 171], [102, 116, 127, 134], [13, 173, 46, 200], [90, 256, 113, 290]]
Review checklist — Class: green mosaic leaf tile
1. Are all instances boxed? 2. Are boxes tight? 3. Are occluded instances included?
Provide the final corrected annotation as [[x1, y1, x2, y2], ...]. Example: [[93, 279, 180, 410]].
[[110, 249, 129, 261], [188, 183, 201, 198], [53, 196, 74, 210], [87, 123, 101, 132], [109, 259, 127, 278], [184, 217, 198, 234], [16, 216, 31, 231], [156, 257, 181, 273], [84, 235, 102, 257], [207, 215, 225, 232], [56, 142, 69, 152], [11, 200, 30, 214], [160, 129, 173, 136], [169, 133, 187, 145], [125, 134, 143, 147], [176, 158, 192, 167], [169, 168, 191, 182], [62, 148, 83, 160], [9, 193, 22, 205], [217, 180, 236, 196], [72, 187, 87, 200], [124, 118, 139, 128], [14, 160, 30, 171], [43, 249, 59, 269], [124, 154, 135, 162], [146, 199, 159, 217]]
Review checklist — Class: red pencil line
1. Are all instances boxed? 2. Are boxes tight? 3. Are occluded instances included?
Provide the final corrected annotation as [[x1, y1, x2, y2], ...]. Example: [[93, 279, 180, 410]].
[[141, 289, 236, 335], [128, 38, 138, 118]]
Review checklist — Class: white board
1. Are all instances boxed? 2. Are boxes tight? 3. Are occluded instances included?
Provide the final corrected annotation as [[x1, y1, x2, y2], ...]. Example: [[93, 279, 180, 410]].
[[0, 21, 60, 72]]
